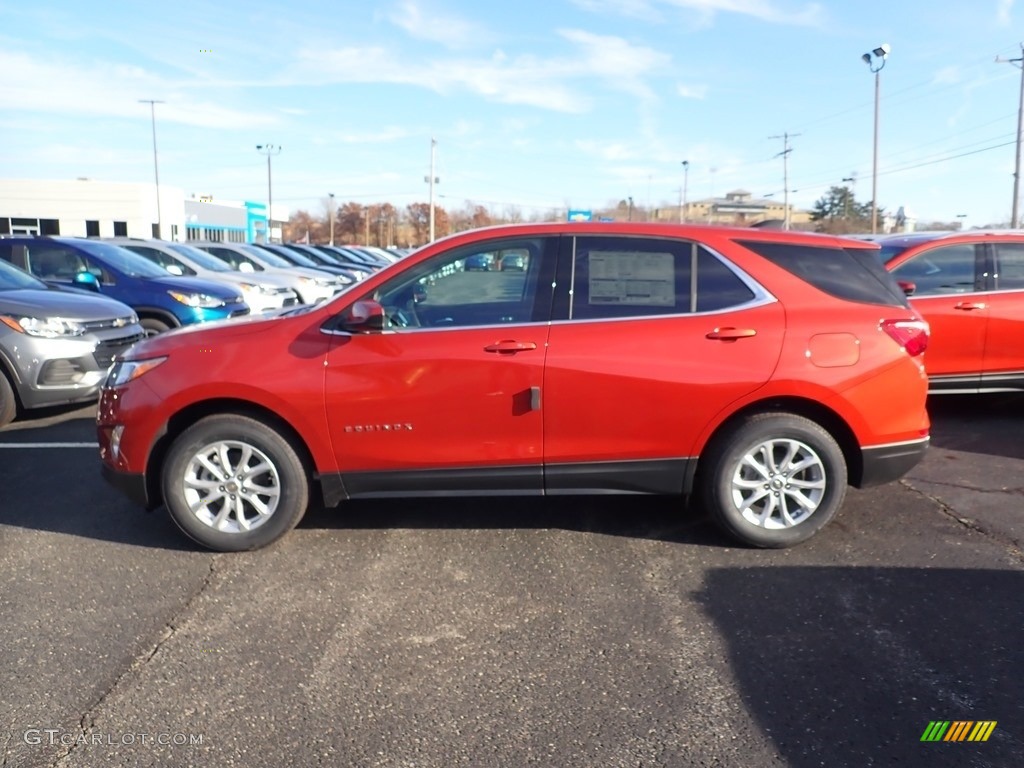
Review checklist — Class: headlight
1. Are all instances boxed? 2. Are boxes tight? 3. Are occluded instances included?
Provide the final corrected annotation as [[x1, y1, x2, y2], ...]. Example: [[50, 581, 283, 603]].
[[297, 277, 314, 285], [0, 315, 85, 338], [168, 291, 226, 308], [313, 277, 336, 287], [106, 357, 167, 387], [238, 282, 276, 296]]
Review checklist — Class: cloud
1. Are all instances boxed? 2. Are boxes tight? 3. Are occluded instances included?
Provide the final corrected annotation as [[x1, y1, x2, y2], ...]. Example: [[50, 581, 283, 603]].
[[677, 83, 709, 99], [335, 127, 413, 144], [931, 66, 962, 86], [568, 0, 662, 21], [0, 51, 279, 129], [296, 31, 669, 113], [387, 0, 488, 48], [576, 0, 823, 25], [575, 140, 639, 160], [996, 0, 1013, 25]]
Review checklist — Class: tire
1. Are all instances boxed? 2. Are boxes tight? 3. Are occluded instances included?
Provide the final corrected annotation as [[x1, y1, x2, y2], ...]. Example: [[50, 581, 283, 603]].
[[0, 372, 17, 428], [700, 413, 847, 549], [140, 318, 171, 337], [161, 414, 310, 552]]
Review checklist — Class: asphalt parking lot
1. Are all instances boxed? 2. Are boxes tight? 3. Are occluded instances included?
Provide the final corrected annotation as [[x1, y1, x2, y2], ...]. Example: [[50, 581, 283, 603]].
[[1, 396, 1022, 768]]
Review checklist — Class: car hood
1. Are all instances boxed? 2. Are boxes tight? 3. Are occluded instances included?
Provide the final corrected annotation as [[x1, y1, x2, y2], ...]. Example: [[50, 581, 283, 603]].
[[149, 275, 244, 300], [0, 289, 136, 321], [222, 271, 296, 290], [123, 303, 321, 358]]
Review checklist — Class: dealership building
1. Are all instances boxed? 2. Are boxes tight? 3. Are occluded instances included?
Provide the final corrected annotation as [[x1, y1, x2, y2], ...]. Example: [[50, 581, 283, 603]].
[[0, 179, 284, 243]]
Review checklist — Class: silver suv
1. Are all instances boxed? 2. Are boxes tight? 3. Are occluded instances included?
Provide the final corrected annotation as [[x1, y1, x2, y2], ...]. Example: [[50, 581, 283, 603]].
[[0, 259, 143, 427]]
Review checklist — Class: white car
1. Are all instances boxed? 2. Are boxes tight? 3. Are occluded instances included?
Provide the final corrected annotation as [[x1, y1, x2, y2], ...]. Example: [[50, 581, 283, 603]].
[[106, 239, 300, 314], [189, 242, 348, 305]]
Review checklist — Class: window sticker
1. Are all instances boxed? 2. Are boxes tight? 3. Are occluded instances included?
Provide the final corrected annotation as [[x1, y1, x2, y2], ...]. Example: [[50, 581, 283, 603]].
[[588, 251, 675, 306]]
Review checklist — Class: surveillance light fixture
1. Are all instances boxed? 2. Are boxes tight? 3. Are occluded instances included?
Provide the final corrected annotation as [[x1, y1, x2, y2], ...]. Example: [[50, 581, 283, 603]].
[[862, 43, 890, 73]]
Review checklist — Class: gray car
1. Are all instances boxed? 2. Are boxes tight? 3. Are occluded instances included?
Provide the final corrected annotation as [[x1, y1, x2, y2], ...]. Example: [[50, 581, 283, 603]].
[[0, 259, 143, 427]]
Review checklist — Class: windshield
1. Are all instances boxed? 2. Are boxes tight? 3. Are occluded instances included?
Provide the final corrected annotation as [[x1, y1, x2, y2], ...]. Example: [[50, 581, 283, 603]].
[[0, 258, 47, 291], [168, 243, 233, 272], [265, 245, 318, 268], [240, 244, 291, 268], [876, 244, 913, 265], [74, 239, 170, 279]]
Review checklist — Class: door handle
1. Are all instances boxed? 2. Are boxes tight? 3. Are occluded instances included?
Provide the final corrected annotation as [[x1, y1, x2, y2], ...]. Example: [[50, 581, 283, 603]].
[[706, 327, 757, 341], [484, 340, 538, 354], [954, 302, 987, 311]]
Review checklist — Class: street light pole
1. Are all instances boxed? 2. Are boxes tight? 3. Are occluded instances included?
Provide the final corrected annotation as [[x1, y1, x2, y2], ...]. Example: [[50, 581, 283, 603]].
[[680, 160, 689, 223], [329, 192, 336, 246], [996, 45, 1024, 228], [424, 137, 440, 243], [256, 144, 281, 242], [863, 44, 890, 235], [628, 196, 634, 221], [842, 175, 856, 220], [139, 99, 164, 239]]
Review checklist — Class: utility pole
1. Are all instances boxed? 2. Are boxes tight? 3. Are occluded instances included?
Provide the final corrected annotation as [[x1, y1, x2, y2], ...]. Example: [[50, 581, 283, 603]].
[[256, 144, 282, 242], [997, 44, 1024, 228], [139, 100, 164, 239], [424, 138, 440, 242], [769, 132, 801, 230]]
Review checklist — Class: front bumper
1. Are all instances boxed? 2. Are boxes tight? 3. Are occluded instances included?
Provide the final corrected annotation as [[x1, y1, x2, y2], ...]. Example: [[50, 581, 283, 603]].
[[101, 462, 150, 507], [5, 329, 143, 410], [858, 437, 930, 488]]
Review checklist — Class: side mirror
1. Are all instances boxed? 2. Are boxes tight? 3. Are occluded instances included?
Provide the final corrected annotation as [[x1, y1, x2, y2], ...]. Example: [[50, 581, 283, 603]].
[[897, 280, 916, 296], [238, 262, 255, 273], [73, 271, 101, 292], [166, 264, 184, 276], [341, 299, 385, 332]]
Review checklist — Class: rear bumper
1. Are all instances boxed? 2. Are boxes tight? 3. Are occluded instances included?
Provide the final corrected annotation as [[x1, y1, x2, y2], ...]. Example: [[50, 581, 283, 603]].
[[857, 437, 929, 488]]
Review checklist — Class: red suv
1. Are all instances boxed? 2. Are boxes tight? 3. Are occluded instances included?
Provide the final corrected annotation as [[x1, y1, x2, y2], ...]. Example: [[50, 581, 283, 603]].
[[98, 224, 930, 552], [872, 230, 1024, 393]]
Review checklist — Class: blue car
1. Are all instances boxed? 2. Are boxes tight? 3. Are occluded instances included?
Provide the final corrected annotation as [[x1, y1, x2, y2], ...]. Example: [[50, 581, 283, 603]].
[[0, 237, 249, 335]]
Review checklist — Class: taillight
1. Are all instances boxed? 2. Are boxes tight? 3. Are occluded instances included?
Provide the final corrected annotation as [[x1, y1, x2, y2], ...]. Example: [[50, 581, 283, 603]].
[[880, 319, 929, 357]]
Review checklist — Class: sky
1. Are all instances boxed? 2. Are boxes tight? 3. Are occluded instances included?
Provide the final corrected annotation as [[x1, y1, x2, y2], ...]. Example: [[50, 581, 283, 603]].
[[1, 0, 1022, 228]]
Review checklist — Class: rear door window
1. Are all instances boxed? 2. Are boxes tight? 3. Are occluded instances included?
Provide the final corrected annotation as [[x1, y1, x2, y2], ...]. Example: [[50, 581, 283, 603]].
[[994, 243, 1024, 290], [738, 240, 909, 307], [559, 236, 759, 321]]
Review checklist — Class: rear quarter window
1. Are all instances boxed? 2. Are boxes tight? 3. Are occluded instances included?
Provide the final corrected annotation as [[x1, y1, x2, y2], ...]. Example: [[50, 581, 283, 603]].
[[736, 240, 909, 308]]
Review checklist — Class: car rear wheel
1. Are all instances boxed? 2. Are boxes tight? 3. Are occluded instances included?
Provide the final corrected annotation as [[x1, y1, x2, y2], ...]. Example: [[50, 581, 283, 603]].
[[161, 415, 310, 551], [701, 413, 847, 548], [0, 372, 16, 428], [140, 318, 171, 337]]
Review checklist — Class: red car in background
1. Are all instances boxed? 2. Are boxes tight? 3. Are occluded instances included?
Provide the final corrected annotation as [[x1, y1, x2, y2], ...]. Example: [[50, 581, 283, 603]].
[[98, 223, 929, 552], [872, 230, 1024, 393]]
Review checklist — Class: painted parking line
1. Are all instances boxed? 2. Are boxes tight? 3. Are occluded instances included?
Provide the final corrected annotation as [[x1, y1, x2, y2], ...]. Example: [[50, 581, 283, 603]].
[[0, 442, 99, 448]]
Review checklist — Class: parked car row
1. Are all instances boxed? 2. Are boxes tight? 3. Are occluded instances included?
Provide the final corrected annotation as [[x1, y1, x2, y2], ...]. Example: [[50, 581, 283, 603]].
[[0, 233, 412, 426]]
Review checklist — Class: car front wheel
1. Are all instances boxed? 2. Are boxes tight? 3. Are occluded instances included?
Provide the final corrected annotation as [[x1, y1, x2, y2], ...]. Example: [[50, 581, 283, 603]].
[[0, 372, 16, 428], [161, 415, 310, 551], [701, 413, 847, 548]]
